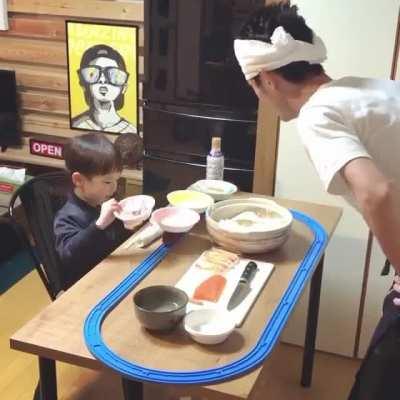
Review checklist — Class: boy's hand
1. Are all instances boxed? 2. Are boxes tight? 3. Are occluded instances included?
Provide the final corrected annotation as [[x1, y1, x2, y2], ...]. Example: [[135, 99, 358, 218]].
[[96, 198, 121, 230]]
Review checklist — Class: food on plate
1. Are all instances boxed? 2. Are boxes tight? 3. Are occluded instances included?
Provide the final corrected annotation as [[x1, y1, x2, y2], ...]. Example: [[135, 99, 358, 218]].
[[195, 247, 239, 273], [120, 203, 143, 217], [218, 210, 283, 233], [193, 274, 227, 303], [161, 214, 182, 228], [204, 185, 225, 194]]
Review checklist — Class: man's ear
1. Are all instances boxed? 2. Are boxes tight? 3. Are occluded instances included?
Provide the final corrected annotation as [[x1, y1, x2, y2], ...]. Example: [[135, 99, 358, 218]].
[[260, 70, 278, 90], [71, 172, 85, 188], [121, 84, 127, 94]]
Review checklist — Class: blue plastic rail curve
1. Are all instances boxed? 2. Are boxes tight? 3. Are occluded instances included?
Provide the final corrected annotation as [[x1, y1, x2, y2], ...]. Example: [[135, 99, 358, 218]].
[[84, 209, 328, 385]]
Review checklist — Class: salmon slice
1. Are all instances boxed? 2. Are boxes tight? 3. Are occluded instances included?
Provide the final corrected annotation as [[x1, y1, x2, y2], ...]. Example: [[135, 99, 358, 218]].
[[193, 274, 227, 303]]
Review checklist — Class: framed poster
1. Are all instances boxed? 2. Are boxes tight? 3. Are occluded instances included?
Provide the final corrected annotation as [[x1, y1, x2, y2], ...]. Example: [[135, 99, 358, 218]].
[[66, 21, 139, 135]]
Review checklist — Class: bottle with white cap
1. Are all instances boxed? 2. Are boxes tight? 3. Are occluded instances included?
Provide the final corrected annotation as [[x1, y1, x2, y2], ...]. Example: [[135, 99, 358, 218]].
[[206, 136, 224, 180]]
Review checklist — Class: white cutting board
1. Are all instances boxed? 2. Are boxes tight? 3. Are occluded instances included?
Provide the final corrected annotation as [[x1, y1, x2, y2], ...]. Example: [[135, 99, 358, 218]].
[[175, 254, 274, 327]]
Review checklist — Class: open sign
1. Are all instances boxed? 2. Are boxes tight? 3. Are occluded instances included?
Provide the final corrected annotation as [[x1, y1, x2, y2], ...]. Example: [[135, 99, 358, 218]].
[[29, 139, 64, 160]]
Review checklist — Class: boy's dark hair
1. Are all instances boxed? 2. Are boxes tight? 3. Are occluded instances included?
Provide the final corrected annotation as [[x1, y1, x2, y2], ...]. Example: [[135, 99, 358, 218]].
[[238, 2, 324, 83], [79, 44, 127, 110], [64, 133, 122, 178]]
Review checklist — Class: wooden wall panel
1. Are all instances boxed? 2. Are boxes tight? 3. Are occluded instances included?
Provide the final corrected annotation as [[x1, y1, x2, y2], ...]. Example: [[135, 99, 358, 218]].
[[0, 0, 145, 177], [0, 63, 68, 91], [21, 90, 69, 115], [0, 38, 66, 66], [8, 0, 144, 21], [2, 15, 66, 40]]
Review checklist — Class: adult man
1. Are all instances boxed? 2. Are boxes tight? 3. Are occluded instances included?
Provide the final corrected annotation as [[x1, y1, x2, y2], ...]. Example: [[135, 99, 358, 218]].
[[234, 2, 400, 399]]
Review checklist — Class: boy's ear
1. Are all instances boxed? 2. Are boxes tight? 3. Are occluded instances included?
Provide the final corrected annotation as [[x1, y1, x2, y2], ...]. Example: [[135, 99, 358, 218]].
[[71, 172, 85, 187]]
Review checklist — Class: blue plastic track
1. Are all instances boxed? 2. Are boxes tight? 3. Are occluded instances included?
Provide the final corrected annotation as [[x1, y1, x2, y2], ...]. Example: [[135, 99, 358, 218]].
[[84, 210, 328, 384]]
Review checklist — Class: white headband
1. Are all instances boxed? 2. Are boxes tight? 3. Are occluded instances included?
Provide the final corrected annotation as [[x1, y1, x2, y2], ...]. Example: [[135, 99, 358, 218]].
[[234, 26, 327, 81]]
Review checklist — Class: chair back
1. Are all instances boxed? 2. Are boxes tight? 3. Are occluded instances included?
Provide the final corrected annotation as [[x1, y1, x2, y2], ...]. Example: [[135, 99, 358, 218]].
[[9, 171, 71, 299]]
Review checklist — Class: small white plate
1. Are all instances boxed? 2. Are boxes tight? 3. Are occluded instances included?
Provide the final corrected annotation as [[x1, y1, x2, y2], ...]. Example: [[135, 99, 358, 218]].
[[189, 180, 237, 201]]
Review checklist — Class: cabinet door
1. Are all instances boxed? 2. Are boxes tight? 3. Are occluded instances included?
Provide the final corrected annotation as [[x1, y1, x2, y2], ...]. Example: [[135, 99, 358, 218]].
[[278, 0, 399, 357]]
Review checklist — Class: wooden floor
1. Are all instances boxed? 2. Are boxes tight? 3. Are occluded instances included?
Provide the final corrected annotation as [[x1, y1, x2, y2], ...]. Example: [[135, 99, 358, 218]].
[[1, 270, 361, 400]]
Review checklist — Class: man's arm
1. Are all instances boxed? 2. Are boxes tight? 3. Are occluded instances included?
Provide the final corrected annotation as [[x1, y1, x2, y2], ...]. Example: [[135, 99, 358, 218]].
[[342, 157, 400, 274]]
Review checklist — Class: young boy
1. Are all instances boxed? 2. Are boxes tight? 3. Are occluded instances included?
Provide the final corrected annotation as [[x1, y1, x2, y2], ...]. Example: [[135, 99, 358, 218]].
[[54, 133, 133, 288]]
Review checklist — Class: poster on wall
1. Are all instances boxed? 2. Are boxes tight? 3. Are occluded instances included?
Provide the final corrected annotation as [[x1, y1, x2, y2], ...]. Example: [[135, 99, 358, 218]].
[[66, 21, 139, 135]]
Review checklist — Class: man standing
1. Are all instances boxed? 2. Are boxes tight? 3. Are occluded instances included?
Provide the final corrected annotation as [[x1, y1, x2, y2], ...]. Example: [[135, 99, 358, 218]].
[[234, 2, 400, 399]]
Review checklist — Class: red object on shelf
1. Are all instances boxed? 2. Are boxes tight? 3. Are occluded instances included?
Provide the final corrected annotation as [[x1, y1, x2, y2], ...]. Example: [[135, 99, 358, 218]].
[[0, 182, 13, 193]]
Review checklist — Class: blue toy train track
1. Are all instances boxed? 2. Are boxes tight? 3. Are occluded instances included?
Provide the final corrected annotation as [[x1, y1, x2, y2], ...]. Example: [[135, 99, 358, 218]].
[[84, 210, 328, 384]]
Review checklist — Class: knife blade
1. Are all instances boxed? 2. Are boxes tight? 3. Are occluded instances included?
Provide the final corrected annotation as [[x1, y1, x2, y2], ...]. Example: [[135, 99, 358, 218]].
[[227, 261, 258, 311]]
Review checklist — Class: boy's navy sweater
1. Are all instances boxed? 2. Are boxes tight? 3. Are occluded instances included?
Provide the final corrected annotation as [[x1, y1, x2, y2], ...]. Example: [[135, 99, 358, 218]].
[[54, 192, 132, 288]]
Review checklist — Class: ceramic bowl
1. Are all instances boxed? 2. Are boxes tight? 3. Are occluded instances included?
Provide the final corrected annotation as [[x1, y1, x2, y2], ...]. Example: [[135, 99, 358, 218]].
[[150, 207, 200, 233], [184, 309, 235, 345], [205, 197, 292, 253], [206, 197, 293, 240], [114, 195, 155, 229], [133, 285, 189, 331], [167, 190, 214, 213], [206, 222, 289, 254], [189, 180, 238, 201]]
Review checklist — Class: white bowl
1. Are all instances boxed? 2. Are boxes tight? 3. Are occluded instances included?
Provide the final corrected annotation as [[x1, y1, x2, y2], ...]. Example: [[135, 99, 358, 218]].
[[167, 190, 214, 213], [189, 180, 238, 201], [206, 223, 289, 254], [206, 198, 293, 240], [184, 309, 235, 345], [114, 195, 155, 229], [205, 197, 292, 253], [150, 207, 200, 233]]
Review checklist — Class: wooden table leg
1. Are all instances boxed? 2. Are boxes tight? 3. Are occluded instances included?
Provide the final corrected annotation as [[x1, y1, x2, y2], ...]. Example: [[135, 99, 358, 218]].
[[122, 378, 143, 400], [38, 357, 57, 400], [301, 256, 324, 387]]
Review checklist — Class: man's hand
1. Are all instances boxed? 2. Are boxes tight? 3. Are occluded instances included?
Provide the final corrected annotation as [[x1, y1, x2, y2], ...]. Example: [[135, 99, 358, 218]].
[[392, 275, 400, 306], [96, 198, 121, 230]]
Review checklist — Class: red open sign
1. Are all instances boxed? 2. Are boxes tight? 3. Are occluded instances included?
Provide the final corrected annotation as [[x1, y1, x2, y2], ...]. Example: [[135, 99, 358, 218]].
[[29, 139, 64, 160]]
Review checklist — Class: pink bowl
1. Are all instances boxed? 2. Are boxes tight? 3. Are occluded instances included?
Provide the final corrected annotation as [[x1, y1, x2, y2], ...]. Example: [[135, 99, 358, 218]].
[[114, 195, 155, 229], [150, 207, 200, 233]]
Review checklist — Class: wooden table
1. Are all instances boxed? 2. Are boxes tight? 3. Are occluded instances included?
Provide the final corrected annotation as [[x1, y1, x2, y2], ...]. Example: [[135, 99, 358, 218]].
[[10, 196, 341, 400]]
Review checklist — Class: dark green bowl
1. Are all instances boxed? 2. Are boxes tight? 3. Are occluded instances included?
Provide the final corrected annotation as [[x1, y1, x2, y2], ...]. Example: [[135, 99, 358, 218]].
[[133, 285, 189, 331]]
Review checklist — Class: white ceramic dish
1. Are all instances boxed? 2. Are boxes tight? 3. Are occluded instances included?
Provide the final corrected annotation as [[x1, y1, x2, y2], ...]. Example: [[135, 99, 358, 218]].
[[184, 309, 235, 345], [189, 180, 238, 201], [205, 197, 292, 253], [167, 190, 214, 213], [206, 223, 289, 254], [114, 195, 155, 229], [206, 198, 293, 240], [150, 207, 200, 233]]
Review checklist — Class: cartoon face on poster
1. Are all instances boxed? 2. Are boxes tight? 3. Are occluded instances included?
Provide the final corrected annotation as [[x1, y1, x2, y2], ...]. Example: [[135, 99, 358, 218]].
[[66, 21, 139, 135]]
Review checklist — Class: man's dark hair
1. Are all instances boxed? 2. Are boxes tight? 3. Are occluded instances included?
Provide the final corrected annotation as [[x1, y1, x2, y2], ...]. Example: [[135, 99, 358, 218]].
[[238, 2, 324, 83], [79, 44, 127, 110], [64, 133, 122, 178]]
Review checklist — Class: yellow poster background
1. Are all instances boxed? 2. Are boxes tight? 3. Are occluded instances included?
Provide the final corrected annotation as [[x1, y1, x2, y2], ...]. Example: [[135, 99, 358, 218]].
[[67, 22, 138, 130]]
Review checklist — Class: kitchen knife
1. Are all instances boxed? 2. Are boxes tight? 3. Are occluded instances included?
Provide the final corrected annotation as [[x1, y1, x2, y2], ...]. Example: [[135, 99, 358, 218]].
[[227, 261, 258, 311]]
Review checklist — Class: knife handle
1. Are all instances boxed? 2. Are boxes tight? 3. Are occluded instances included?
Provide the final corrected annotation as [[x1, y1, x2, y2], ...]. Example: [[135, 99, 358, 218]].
[[240, 261, 258, 284]]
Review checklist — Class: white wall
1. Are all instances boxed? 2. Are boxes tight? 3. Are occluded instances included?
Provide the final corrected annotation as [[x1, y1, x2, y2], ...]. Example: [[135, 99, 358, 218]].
[[278, 0, 399, 357]]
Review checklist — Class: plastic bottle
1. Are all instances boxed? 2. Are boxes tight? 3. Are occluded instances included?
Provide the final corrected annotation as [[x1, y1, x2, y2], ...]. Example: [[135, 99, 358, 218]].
[[206, 137, 224, 180]]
